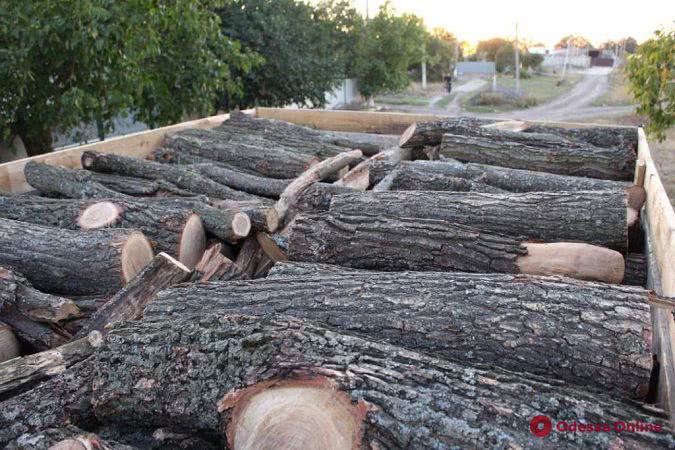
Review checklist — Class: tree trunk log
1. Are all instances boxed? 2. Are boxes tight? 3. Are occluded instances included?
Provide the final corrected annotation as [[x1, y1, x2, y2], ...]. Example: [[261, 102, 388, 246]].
[[268, 261, 361, 278], [398, 117, 495, 148], [193, 164, 290, 198], [24, 162, 123, 199], [525, 124, 638, 152], [439, 128, 635, 180], [0, 312, 70, 352], [0, 331, 102, 399], [163, 128, 318, 179], [330, 191, 630, 250], [145, 272, 653, 396], [83, 315, 671, 449], [274, 150, 362, 224], [288, 213, 624, 282], [625, 253, 648, 287], [0, 267, 80, 323], [213, 200, 279, 234], [225, 111, 390, 156], [389, 159, 631, 193], [74, 253, 190, 338], [193, 244, 238, 282], [81, 151, 265, 202], [0, 218, 153, 296]]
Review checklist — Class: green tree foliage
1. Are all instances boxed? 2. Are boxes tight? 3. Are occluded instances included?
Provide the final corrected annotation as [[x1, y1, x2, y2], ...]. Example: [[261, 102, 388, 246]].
[[0, 0, 255, 156], [476, 38, 510, 61], [217, 0, 360, 109], [424, 28, 460, 81], [621, 37, 638, 54], [521, 53, 544, 71], [555, 35, 593, 49], [352, 3, 427, 100], [626, 30, 675, 141], [495, 42, 515, 73]]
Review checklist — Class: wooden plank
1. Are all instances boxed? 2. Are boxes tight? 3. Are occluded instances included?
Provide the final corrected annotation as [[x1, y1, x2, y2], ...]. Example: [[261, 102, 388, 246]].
[[0, 110, 255, 194], [255, 107, 637, 134]]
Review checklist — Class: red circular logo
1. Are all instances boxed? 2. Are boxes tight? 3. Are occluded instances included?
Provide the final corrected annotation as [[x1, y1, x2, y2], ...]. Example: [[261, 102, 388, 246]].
[[530, 415, 552, 437]]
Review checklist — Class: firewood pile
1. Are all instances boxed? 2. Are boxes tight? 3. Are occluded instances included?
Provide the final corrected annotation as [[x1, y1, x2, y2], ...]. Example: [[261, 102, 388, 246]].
[[0, 112, 672, 449]]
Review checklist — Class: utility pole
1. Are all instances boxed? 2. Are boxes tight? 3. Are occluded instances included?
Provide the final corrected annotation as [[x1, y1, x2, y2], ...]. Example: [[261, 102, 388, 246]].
[[365, 0, 369, 20], [515, 23, 521, 94]]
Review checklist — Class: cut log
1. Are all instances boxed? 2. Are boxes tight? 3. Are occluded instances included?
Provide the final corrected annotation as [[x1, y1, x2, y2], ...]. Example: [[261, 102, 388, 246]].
[[0, 323, 19, 363], [192, 164, 291, 198], [275, 150, 362, 224], [0, 218, 153, 296], [627, 184, 647, 211], [163, 128, 319, 179], [81, 151, 265, 202], [193, 244, 239, 282], [213, 200, 279, 234], [287, 183, 356, 219], [336, 146, 412, 190], [387, 159, 631, 193], [625, 253, 648, 287], [481, 119, 530, 132], [0, 311, 70, 352], [0, 195, 248, 258], [86, 315, 672, 449], [146, 273, 654, 396], [525, 124, 638, 152], [255, 232, 288, 263], [440, 128, 635, 180], [234, 238, 266, 280], [399, 116, 495, 148], [330, 191, 630, 250], [5, 426, 136, 450], [0, 331, 102, 399], [224, 111, 385, 156], [74, 253, 191, 338], [24, 162, 123, 199], [0, 267, 80, 323], [288, 213, 624, 282]]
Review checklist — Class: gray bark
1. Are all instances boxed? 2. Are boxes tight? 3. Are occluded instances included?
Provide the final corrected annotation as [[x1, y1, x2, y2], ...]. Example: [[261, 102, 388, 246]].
[[330, 191, 629, 250], [84, 315, 669, 449], [525, 124, 638, 152], [192, 164, 291, 198], [267, 261, 361, 278], [24, 162, 123, 199], [440, 127, 635, 180], [0, 313, 69, 352], [163, 128, 317, 179], [145, 272, 653, 397], [0, 218, 145, 296], [399, 117, 495, 148], [5, 426, 137, 450], [81, 151, 264, 202], [289, 212, 525, 273], [624, 253, 648, 287], [390, 159, 631, 193]]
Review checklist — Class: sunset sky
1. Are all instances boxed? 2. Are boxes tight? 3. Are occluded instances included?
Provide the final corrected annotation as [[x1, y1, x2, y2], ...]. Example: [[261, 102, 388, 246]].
[[353, 0, 673, 47]]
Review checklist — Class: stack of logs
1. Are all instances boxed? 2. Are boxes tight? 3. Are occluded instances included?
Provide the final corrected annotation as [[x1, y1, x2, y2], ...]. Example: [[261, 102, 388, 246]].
[[0, 112, 672, 449]]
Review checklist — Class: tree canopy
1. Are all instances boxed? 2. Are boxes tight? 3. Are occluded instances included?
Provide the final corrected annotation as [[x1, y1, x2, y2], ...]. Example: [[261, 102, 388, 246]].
[[555, 35, 593, 49], [0, 0, 257, 156], [352, 3, 427, 100], [626, 30, 674, 141], [217, 0, 360, 109], [476, 38, 510, 61]]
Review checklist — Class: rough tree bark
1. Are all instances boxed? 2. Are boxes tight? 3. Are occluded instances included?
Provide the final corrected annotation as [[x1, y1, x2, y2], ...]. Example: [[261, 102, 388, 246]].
[[222, 111, 388, 157], [79, 315, 671, 449], [330, 191, 630, 250], [439, 128, 635, 180], [0, 331, 102, 399], [163, 128, 318, 179], [388, 159, 631, 193], [213, 200, 279, 234], [267, 261, 361, 278], [288, 213, 624, 282], [145, 273, 654, 396], [192, 164, 291, 198], [398, 117, 495, 148], [24, 162, 123, 199], [5, 425, 137, 450], [74, 253, 191, 338], [0, 312, 69, 352], [0, 218, 153, 296], [624, 253, 648, 287], [81, 151, 264, 202], [525, 124, 638, 152]]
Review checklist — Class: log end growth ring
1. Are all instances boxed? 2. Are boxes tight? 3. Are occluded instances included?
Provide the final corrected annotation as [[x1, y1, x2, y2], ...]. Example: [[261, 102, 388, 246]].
[[232, 212, 252, 240], [225, 378, 365, 450], [121, 232, 154, 282], [0, 323, 20, 363], [179, 214, 207, 270], [77, 201, 122, 230]]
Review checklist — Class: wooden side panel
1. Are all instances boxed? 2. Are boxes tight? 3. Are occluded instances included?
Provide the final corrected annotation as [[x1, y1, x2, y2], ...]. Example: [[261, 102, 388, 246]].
[[636, 128, 675, 421], [0, 113, 243, 194]]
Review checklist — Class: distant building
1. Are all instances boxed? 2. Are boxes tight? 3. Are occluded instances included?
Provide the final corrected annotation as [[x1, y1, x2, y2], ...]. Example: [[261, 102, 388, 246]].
[[542, 47, 590, 69]]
